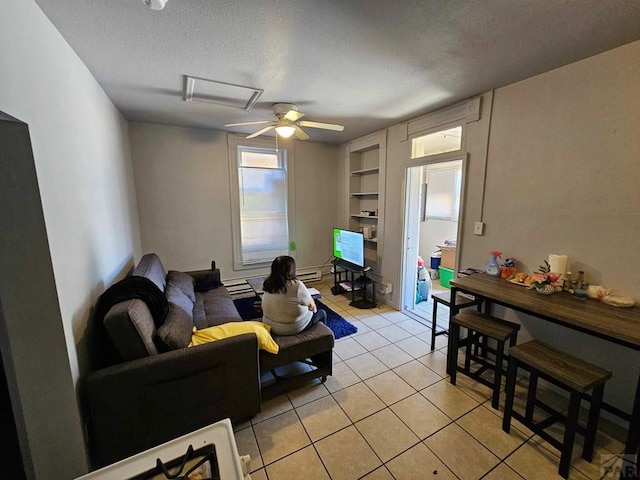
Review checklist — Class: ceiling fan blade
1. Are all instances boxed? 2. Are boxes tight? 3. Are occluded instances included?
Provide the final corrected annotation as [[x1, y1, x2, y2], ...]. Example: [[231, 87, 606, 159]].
[[284, 110, 305, 122], [298, 120, 344, 131], [225, 120, 272, 127], [294, 126, 310, 140], [246, 125, 276, 139]]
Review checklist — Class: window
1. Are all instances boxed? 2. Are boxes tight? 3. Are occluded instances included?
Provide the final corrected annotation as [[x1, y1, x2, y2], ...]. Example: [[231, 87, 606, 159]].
[[411, 126, 462, 158], [233, 145, 291, 266], [422, 161, 462, 221]]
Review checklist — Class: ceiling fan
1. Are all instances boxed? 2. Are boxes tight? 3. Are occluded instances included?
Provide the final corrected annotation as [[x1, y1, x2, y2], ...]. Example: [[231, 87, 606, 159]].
[[225, 103, 344, 140]]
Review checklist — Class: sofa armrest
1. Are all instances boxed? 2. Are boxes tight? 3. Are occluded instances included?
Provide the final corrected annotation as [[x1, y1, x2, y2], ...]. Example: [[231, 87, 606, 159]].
[[84, 333, 260, 468]]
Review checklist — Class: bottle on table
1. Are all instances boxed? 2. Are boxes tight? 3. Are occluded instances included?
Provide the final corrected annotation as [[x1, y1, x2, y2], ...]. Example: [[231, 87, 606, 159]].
[[573, 270, 588, 299], [563, 271, 573, 292], [485, 250, 502, 277]]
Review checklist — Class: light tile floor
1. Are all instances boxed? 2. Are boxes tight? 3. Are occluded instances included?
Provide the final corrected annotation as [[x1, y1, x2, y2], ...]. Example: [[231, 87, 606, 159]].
[[233, 281, 629, 480]]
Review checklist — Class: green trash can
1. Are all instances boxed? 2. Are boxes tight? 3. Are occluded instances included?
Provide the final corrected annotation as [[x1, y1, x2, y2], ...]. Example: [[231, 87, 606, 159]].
[[439, 266, 454, 288]]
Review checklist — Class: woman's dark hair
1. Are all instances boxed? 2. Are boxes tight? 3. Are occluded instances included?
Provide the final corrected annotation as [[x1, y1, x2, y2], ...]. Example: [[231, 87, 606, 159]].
[[263, 256, 297, 294]]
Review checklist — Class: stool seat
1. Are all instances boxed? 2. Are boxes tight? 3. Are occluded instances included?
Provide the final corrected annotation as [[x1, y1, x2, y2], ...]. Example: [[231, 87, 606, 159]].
[[430, 291, 483, 351], [509, 340, 611, 393], [503, 340, 612, 479], [453, 311, 521, 342], [449, 311, 520, 409], [432, 291, 479, 309]]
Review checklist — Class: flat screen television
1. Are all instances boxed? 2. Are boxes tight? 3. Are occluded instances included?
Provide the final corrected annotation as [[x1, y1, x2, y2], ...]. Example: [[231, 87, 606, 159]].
[[333, 228, 365, 269]]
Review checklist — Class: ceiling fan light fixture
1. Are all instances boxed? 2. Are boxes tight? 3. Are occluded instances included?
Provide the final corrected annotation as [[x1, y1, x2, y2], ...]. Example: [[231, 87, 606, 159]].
[[143, 0, 168, 10], [275, 125, 296, 138]]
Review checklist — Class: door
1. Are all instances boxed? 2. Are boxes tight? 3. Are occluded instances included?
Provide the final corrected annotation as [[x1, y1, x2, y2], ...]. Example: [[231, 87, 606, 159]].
[[401, 166, 422, 310], [401, 158, 464, 315]]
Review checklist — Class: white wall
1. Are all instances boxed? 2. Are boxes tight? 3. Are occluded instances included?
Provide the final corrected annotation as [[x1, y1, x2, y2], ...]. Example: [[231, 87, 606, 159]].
[[129, 123, 340, 279], [419, 219, 458, 265], [0, 0, 141, 476]]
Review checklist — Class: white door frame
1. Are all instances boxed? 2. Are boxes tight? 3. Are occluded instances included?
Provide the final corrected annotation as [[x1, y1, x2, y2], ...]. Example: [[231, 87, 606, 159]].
[[400, 153, 469, 311]]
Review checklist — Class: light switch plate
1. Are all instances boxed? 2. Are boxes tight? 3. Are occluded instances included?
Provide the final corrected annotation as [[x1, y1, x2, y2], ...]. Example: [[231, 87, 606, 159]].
[[474, 222, 485, 235]]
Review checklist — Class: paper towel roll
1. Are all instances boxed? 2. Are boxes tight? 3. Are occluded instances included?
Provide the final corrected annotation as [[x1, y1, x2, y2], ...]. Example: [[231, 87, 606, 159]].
[[548, 254, 568, 279]]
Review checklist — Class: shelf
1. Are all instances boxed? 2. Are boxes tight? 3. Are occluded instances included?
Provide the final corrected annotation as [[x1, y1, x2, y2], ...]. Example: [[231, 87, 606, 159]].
[[347, 131, 386, 277], [350, 167, 379, 176]]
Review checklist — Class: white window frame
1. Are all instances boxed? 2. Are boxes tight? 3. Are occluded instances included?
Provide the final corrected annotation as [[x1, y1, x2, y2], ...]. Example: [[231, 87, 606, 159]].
[[227, 134, 296, 270], [410, 124, 464, 160]]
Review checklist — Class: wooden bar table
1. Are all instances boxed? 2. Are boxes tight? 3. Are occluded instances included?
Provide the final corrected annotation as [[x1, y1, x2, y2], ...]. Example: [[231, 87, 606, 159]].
[[448, 273, 640, 475]]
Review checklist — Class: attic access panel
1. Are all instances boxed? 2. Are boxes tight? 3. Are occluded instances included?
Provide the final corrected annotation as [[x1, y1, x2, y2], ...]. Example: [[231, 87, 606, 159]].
[[183, 75, 263, 111]]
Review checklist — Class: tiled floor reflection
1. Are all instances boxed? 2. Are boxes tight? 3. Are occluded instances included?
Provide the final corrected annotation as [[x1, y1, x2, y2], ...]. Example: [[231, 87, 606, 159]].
[[233, 280, 629, 480]]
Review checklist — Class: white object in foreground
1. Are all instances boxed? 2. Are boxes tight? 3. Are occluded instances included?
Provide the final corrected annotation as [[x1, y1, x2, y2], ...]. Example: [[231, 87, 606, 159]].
[[75, 418, 249, 480]]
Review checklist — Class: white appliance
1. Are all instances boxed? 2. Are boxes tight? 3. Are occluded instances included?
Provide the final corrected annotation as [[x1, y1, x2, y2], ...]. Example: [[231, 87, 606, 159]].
[[75, 418, 250, 480]]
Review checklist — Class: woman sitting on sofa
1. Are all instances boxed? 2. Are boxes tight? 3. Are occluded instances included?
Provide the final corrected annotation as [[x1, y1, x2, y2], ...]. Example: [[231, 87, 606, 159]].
[[261, 255, 326, 335]]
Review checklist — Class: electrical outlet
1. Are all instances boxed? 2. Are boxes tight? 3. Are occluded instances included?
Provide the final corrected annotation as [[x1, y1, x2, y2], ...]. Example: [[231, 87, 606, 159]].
[[385, 282, 393, 294], [474, 222, 485, 236]]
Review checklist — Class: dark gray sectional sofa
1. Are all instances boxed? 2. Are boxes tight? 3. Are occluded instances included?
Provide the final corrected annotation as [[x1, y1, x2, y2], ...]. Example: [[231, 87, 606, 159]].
[[85, 253, 261, 468], [84, 253, 335, 469]]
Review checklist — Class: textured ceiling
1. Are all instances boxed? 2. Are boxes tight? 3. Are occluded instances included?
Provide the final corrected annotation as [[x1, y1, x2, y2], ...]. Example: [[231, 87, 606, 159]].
[[35, 0, 640, 144]]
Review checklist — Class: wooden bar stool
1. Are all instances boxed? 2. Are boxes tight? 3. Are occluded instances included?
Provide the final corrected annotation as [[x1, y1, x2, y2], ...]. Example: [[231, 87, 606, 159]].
[[449, 310, 520, 409], [431, 291, 483, 351], [502, 340, 612, 479]]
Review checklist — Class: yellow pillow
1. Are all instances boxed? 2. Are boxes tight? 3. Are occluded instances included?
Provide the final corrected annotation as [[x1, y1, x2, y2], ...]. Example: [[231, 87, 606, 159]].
[[189, 321, 279, 354]]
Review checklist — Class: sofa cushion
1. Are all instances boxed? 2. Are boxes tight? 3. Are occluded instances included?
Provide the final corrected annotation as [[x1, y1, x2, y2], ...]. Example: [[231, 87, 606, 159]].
[[167, 270, 196, 302], [133, 253, 167, 292], [104, 299, 159, 361], [156, 303, 193, 350], [193, 288, 242, 329], [166, 282, 194, 323], [190, 321, 279, 354]]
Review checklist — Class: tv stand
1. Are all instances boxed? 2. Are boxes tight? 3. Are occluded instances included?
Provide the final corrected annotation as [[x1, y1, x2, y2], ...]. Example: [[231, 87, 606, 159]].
[[331, 259, 376, 309]]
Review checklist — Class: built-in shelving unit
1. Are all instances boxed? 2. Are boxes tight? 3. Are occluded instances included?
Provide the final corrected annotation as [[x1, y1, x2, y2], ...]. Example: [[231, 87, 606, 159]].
[[346, 131, 387, 275]]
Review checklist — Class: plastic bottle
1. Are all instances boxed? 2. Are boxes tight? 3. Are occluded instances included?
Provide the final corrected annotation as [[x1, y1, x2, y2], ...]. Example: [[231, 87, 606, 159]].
[[485, 250, 502, 276]]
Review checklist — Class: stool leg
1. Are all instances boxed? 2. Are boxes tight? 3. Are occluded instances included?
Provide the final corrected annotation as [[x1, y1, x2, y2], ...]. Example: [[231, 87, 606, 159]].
[[525, 370, 539, 422], [502, 356, 518, 434], [622, 372, 640, 480], [449, 322, 460, 385], [431, 301, 438, 351], [464, 330, 473, 372], [473, 301, 483, 357], [582, 383, 604, 462], [480, 335, 489, 358], [492, 340, 506, 409], [560, 391, 581, 479]]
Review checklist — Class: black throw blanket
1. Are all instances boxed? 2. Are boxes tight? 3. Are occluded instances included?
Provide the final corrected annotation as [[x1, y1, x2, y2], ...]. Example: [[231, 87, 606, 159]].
[[90, 276, 169, 370], [95, 275, 169, 329]]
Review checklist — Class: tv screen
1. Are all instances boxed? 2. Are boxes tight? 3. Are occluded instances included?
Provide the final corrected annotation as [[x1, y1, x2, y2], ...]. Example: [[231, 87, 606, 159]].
[[333, 228, 365, 268]]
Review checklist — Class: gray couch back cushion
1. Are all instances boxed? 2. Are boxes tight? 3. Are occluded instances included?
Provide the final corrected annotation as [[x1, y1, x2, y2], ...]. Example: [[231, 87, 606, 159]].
[[167, 270, 196, 302], [156, 303, 193, 350], [104, 299, 159, 360], [166, 284, 194, 322], [133, 253, 167, 292]]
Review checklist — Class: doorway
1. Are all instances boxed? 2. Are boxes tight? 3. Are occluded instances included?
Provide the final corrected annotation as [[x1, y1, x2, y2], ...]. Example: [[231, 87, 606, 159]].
[[401, 158, 464, 323]]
